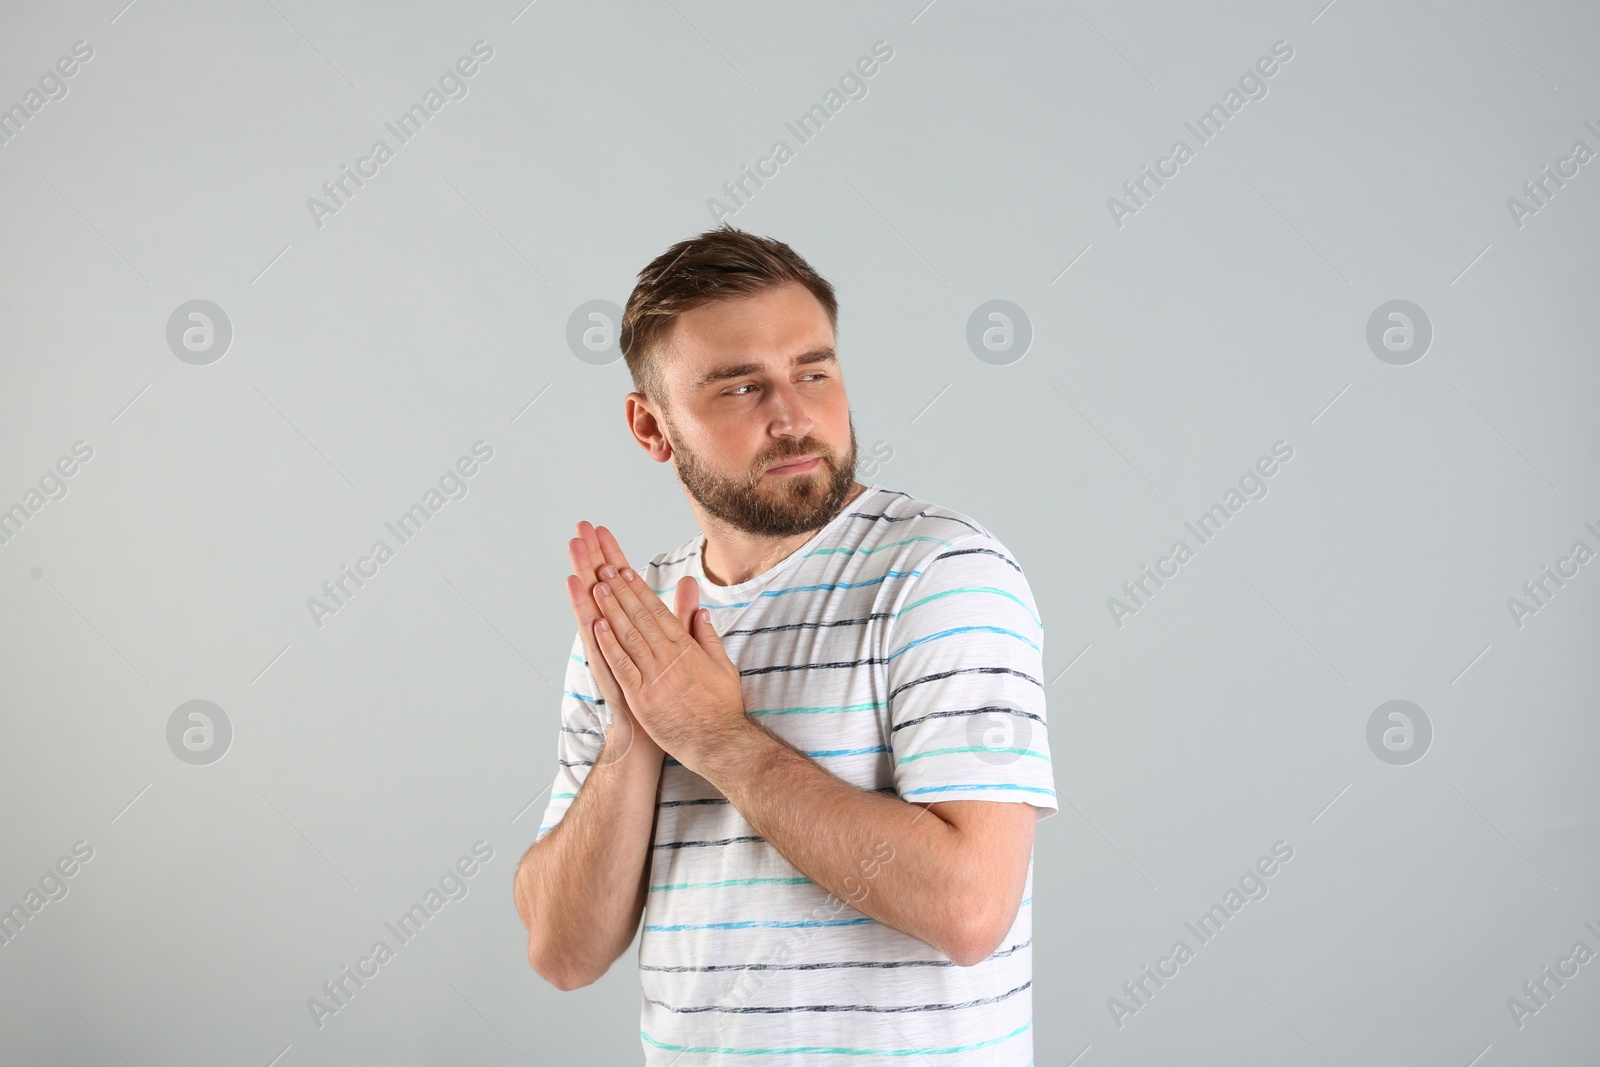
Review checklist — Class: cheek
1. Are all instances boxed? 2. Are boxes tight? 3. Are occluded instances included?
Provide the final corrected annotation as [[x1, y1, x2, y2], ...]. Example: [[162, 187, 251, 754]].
[[703, 424, 762, 470]]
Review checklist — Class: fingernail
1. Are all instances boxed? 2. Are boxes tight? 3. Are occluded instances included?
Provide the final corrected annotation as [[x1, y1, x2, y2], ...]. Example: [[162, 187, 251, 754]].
[[600, 565, 616, 579], [621, 567, 635, 582], [596, 582, 611, 597]]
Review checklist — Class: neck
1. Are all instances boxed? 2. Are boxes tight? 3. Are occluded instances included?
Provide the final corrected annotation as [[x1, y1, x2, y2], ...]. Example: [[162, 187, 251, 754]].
[[699, 481, 870, 586]]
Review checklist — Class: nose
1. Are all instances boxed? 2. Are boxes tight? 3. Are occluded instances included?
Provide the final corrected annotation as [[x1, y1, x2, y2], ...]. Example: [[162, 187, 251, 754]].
[[764, 378, 815, 440]]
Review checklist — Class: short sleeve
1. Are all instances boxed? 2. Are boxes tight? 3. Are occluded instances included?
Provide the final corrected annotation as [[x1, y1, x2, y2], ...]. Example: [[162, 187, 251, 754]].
[[533, 630, 612, 842], [886, 532, 1057, 819]]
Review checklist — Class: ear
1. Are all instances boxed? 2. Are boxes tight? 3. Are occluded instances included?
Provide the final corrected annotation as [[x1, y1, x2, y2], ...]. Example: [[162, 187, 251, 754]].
[[625, 392, 674, 464]]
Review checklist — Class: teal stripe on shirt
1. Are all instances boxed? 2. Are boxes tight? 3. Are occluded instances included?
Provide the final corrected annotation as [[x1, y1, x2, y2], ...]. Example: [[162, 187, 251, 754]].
[[748, 701, 885, 717], [896, 746, 1052, 766], [887, 624, 1040, 661], [902, 783, 1056, 798], [650, 876, 812, 893], [895, 584, 1043, 630]]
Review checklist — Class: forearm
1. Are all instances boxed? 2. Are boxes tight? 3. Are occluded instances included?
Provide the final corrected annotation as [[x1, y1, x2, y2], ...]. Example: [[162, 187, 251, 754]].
[[698, 724, 986, 964], [514, 731, 662, 989]]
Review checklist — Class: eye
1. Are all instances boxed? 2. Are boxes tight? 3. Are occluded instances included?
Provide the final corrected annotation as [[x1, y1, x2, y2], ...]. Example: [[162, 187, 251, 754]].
[[724, 373, 827, 398]]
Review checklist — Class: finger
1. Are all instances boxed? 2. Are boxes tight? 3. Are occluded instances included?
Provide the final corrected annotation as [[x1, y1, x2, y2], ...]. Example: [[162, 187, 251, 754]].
[[569, 537, 603, 609], [623, 562, 683, 632], [598, 562, 677, 648], [572, 531, 644, 624], [573, 523, 630, 597], [598, 571, 699, 696], [583, 523, 652, 613], [567, 548, 601, 616], [571, 529, 616, 586], [607, 571, 705, 690], [590, 609, 640, 689], [591, 524, 640, 584], [567, 557, 618, 669], [578, 525, 674, 672], [568, 572, 614, 655], [567, 575, 625, 699], [591, 524, 679, 623], [592, 570, 658, 672], [565, 570, 588, 624]]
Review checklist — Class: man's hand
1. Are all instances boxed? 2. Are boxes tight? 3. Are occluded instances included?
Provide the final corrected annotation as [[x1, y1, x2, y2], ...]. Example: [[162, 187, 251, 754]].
[[566, 522, 695, 767], [581, 529, 750, 779]]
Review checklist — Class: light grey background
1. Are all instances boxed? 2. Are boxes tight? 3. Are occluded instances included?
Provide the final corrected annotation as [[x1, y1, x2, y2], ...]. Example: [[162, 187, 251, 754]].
[[2, 0, 1597, 1064]]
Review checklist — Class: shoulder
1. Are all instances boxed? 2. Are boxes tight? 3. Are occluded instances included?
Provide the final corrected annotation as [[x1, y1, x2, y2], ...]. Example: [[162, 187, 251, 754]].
[[871, 487, 1025, 575]]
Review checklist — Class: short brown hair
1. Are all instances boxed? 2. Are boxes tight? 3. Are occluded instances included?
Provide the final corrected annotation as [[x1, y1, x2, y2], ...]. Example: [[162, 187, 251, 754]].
[[620, 225, 838, 410]]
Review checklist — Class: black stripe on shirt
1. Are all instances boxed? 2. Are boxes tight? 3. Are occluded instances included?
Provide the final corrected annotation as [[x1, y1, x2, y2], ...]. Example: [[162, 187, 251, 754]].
[[653, 834, 766, 850], [890, 705, 1047, 734], [888, 665, 1042, 705], [643, 979, 1032, 1014]]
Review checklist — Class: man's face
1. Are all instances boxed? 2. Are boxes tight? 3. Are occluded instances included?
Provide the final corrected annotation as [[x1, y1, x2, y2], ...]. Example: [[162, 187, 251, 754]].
[[652, 282, 859, 538]]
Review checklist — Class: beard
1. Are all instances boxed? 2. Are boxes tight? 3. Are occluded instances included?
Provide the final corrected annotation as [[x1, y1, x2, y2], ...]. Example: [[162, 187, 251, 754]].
[[664, 409, 860, 538]]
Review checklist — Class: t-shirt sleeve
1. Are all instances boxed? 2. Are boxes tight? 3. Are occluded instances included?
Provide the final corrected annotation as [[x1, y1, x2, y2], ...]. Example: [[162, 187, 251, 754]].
[[886, 531, 1057, 819], [533, 630, 612, 843]]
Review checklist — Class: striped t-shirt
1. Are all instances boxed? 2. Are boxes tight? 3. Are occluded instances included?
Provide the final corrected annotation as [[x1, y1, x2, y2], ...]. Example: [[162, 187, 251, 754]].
[[536, 484, 1057, 1065]]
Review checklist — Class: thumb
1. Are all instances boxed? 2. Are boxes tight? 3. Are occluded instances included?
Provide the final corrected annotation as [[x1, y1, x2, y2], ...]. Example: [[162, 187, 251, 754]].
[[693, 607, 730, 661], [673, 575, 699, 632]]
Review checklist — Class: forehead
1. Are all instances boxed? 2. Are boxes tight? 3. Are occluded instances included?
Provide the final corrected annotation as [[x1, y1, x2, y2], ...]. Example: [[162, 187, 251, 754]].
[[663, 282, 834, 379]]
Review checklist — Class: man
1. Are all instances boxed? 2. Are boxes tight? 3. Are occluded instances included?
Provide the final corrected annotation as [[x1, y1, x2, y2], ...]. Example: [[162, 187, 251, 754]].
[[513, 226, 1057, 1065]]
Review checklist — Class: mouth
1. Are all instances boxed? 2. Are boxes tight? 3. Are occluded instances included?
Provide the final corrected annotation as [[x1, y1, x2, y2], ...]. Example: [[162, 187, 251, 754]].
[[764, 455, 822, 476]]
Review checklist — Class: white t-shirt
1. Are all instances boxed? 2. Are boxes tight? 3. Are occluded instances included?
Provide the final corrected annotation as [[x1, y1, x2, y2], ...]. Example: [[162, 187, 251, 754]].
[[537, 484, 1057, 1065]]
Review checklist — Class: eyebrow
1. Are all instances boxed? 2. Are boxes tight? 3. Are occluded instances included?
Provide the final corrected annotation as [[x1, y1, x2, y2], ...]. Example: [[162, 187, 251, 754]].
[[694, 348, 838, 390]]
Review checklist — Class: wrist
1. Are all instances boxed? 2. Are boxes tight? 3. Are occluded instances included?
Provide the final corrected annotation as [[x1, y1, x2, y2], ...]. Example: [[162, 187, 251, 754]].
[[692, 720, 779, 792], [598, 716, 664, 770]]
